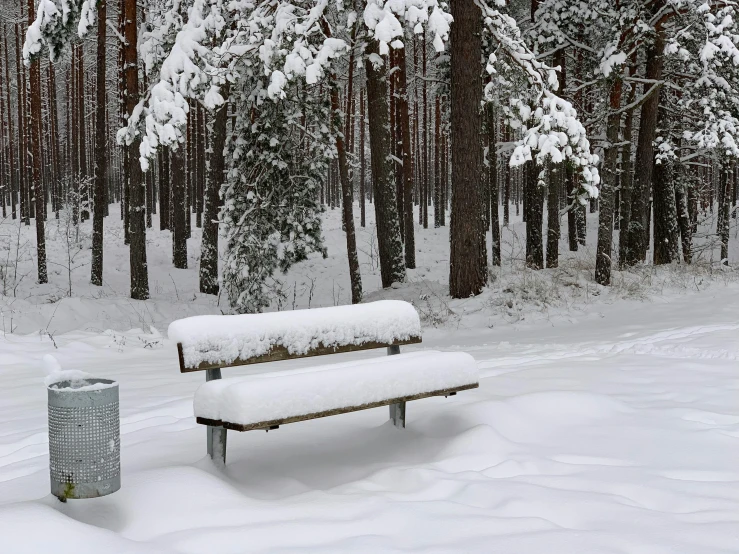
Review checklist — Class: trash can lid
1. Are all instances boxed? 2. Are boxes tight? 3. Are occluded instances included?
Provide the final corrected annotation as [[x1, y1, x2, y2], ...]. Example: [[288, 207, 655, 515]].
[[48, 378, 118, 392], [46, 370, 117, 391]]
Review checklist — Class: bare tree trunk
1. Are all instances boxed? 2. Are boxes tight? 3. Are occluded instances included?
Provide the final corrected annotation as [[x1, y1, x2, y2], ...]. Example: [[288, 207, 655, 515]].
[[449, 0, 486, 297], [27, 0, 47, 283], [546, 162, 560, 269], [4, 27, 17, 221], [200, 89, 229, 295], [365, 42, 406, 288], [618, 64, 637, 268], [77, 43, 89, 222], [359, 89, 366, 227], [487, 104, 501, 266], [440, 106, 447, 227], [624, 28, 665, 265], [172, 141, 188, 269], [525, 160, 544, 269], [719, 163, 731, 263], [675, 166, 692, 264], [332, 80, 363, 303], [196, 102, 205, 228], [395, 42, 415, 269], [48, 63, 61, 218], [123, 0, 149, 299], [434, 94, 441, 229], [421, 33, 429, 229], [15, 22, 30, 225], [503, 124, 510, 227], [158, 147, 170, 230], [595, 78, 624, 285], [91, 0, 107, 286]]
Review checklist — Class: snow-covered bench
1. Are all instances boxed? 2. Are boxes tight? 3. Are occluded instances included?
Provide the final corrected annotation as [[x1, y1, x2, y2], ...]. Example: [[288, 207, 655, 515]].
[[169, 300, 479, 465]]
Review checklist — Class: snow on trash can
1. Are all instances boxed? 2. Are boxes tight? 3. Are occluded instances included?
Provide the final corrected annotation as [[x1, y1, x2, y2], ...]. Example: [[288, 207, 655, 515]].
[[47, 373, 120, 501]]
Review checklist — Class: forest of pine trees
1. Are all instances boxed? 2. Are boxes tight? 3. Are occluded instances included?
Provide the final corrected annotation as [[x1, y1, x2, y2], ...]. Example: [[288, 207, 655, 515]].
[[1, 0, 738, 312]]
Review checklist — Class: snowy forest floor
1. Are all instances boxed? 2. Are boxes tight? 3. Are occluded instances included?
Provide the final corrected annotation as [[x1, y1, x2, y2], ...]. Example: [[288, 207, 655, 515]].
[[1, 202, 738, 334], [0, 205, 738, 552]]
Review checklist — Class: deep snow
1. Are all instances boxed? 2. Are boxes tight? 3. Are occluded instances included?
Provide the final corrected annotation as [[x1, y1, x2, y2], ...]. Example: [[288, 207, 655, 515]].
[[1, 285, 738, 552], [0, 204, 738, 552]]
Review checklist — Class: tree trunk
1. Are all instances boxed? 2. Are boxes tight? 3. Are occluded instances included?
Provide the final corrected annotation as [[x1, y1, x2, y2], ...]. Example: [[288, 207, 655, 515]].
[[395, 42, 415, 269], [48, 63, 61, 218], [172, 141, 188, 269], [624, 29, 665, 265], [15, 22, 30, 225], [449, 0, 486, 297], [488, 104, 501, 266], [318, 16, 363, 303], [91, 0, 107, 286], [365, 42, 406, 288], [4, 28, 17, 221], [719, 164, 730, 263], [421, 32, 428, 229], [675, 167, 692, 263], [158, 147, 170, 230], [123, 0, 149, 299], [77, 44, 89, 222], [525, 160, 544, 269], [595, 78, 623, 286], [200, 90, 228, 295], [617, 66, 637, 268], [546, 162, 560, 268], [27, 0, 47, 283], [652, 169, 679, 264], [360, 89, 366, 227], [504, 124, 511, 227]]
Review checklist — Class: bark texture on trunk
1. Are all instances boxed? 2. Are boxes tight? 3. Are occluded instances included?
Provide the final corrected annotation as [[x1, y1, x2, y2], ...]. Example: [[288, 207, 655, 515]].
[[675, 174, 692, 263], [595, 78, 623, 286], [624, 29, 665, 265], [28, 0, 47, 283], [330, 75, 363, 304], [546, 163, 560, 269], [4, 29, 17, 221], [449, 0, 486, 297], [199, 90, 229, 295], [396, 43, 416, 269], [719, 164, 731, 263], [159, 147, 170, 230], [525, 160, 544, 269], [91, 0, 107, 286], [123, 0, 149, 299], [365, 42, 406, 288], [487, 104, 501, 267], [172, 142, 188, 270]]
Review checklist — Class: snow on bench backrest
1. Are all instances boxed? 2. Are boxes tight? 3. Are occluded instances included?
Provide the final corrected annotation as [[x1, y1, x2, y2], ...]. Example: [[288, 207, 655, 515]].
[[169, 300, 422, 372]]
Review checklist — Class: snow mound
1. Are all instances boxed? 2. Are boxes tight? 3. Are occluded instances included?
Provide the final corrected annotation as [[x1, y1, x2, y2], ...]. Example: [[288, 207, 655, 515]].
[[195, 351, 478, 425], [169, 300, 422, 368]]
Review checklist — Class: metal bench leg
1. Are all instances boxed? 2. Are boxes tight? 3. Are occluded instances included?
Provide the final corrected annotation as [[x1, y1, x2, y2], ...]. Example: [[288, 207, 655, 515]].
[[208, 426, 227, 466], [206, 368, 227, 466], [386, 345, 405, 429], [389, 401, 406, 429]]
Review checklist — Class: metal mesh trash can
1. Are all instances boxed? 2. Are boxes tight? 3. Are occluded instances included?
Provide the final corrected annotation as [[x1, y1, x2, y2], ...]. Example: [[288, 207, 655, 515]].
[[48, 378, 120, 501]]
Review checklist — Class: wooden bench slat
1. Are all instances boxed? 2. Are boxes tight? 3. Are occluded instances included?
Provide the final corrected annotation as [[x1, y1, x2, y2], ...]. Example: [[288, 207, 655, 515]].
[[177, 336, 423, 373], [196, 382, 479, 432]]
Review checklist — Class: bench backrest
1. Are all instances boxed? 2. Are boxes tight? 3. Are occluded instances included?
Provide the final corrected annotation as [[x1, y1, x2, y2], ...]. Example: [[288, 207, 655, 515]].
[[169, 300, 422, 373]]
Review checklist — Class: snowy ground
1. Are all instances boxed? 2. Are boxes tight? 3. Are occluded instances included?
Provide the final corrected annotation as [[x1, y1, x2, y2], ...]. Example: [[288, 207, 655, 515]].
[[0, 205, 738, 552], [1, 285, 738, 552]]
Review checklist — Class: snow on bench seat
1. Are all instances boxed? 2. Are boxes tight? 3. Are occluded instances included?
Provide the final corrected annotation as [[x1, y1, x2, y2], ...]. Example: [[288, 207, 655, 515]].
[[194, 351, 479, 430], [169, 300, 422, 371]]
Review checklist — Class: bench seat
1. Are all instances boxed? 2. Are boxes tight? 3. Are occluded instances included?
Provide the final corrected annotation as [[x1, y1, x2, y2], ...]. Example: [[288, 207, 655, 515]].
[[194, 351, 479, 431]]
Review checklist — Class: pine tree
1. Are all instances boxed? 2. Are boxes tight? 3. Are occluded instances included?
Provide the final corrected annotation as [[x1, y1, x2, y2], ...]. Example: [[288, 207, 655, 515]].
[[449, 0, 486, 297]]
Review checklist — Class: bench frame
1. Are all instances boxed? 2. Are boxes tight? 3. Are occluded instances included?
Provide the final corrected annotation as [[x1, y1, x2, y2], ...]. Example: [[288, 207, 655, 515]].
[[177, 336, 478, 466]]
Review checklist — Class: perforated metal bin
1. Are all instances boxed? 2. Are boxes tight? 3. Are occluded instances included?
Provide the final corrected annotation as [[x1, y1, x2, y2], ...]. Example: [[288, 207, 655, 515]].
[[47, 378, 120, 501]]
